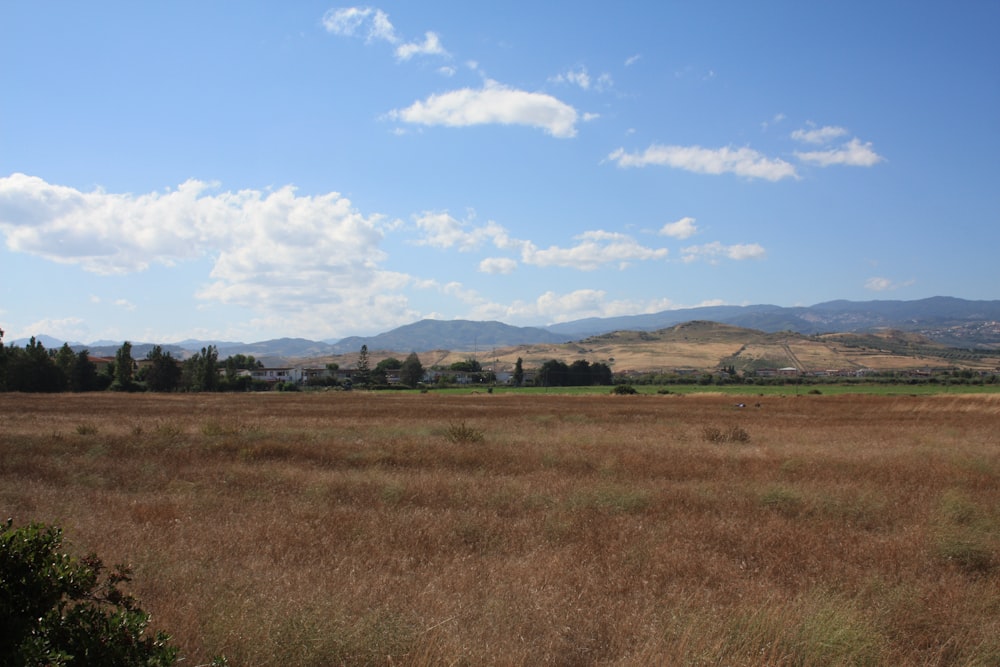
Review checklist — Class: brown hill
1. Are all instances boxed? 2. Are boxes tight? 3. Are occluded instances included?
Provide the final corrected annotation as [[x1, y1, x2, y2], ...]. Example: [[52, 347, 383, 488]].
[[301, 322, 1000, 374]]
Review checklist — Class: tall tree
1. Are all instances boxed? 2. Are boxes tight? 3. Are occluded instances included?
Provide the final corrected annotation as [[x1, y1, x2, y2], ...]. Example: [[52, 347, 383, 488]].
[[6, 338, 63, 392], [54, 343, 76, 391], [355, 345, 371, 388], [0, 328, 6, 390], [513, 357, 524, 387], [399, 352, 424, 388], [113, 341, 135, 390], [183, 346, 219, 392], [144, 346, 182, 392], [70, 350, 99, 392]]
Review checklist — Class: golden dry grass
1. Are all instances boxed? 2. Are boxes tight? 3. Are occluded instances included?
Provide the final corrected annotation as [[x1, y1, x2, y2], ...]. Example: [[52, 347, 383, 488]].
[[2, 392, 999, 665]]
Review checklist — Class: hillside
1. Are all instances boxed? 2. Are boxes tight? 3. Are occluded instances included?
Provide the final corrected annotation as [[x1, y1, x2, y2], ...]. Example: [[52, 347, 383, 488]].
[[304, 322, 1000, 374]]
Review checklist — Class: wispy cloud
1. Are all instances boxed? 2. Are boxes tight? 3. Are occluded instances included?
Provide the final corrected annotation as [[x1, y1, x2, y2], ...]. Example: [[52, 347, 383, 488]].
[[409, 211, 668, 271], [796, 138, 885, 167], [519, 230, 668, 270], [388, 79, 583, 138], [625, 54, 641, 67], [608, 144, 798, 181], [659, 216, 698, 240], [865, 276, 914, 291], [322, 6, 447, 61], [681, 241, 766, 263], [791, 124, 885, 167], [791, 125, 848, 144], [396, 31, 448, 61], [322, 7, 397, 43], [550, 66, 613, 92]]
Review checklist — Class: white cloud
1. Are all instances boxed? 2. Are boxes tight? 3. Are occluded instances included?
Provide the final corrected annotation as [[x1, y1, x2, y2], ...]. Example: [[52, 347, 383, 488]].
[[865, 276, 914, 291], [15, 317, 87, 342], [476, 289, 681, 326], [681, 241, 766, 263], [396, 31, 448, 60], [795, 138, 885, 167], [791, 125, 848, 144], [550, 67, 612, 92], [114, 299, 137, 311], [552, 66, 591, 90], [659, 216, 698, 240], [608, 144, 798, 181], [411, 211, 506, 251], [625, 54, 641, 67], [0, 174, 415, 337], [479, 257, 517, 274], [321, 7, 397, 43], [519, 230, 668, 270], [388, 79, 582, 138]]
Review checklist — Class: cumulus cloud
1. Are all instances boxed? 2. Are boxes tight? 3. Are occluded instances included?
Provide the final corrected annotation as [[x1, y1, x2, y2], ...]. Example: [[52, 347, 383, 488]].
[[479, 257, 517, 274], [659, 216, 698, 240], [608, 144, 798, 181], [681, 241, 766, 263], [411, 212, 507, 251], [0, 174, 414, 334], [796, 138, 885, 167], [388, 79, 583, 138]]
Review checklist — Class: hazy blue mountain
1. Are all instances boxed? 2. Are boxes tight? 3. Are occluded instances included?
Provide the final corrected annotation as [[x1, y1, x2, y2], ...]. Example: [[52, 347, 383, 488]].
[[11, 297, 1000, 359], [328, 319, 568, 354]]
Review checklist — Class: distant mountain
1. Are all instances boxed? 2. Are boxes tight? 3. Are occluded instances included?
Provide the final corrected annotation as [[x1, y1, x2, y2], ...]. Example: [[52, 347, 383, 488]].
[[215, 338, 339, 359], [328, 319, 568, 354], [8, 297, 999, 360], [546, 297, 1000, 347]]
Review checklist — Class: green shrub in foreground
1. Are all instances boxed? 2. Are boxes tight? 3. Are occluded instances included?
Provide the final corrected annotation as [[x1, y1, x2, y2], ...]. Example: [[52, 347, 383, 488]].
[[0, 519, 178, 666]]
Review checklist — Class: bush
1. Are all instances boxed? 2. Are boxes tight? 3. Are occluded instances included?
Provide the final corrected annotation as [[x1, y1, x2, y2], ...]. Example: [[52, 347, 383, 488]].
[[702, 425, 751, 444], [0, 519, 179, 666], [444, 421, 485, 444], [611, 384, 638, 395]]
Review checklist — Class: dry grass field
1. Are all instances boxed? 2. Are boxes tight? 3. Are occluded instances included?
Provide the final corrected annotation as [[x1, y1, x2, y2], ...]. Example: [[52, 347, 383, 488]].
[[2, 391, 999, 665]]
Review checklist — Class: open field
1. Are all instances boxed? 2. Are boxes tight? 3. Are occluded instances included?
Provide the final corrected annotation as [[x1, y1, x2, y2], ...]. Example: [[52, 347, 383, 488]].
[[2, 392, 999, 665]]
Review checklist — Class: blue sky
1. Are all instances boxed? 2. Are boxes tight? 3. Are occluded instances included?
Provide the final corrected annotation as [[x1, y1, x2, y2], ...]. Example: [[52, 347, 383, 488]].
[[2, 1, 998, 344]]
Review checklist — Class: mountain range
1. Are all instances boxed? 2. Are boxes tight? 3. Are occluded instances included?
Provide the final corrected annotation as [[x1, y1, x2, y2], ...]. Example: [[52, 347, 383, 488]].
[[11, 296, 1000, 360]]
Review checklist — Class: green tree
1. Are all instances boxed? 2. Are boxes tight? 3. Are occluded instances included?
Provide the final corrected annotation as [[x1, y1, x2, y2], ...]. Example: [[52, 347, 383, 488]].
[[112, 341, 135, 390], [0, 519, 179, 666], [0, 327, 7, 390], [183, 345, 219, 392], [70, 350, 99, 392], [54, 343, 77, 391], [449, 358, 482, 373], [590, 361, 613, 385], [399, 352, 424, 387], [373, 357, 402, 385], [6, 338, 63, 392], [354, 345, 371, 388], [513, 357, 524, 387], [538, 359, 569, 387], [144, 346, 182, 392]]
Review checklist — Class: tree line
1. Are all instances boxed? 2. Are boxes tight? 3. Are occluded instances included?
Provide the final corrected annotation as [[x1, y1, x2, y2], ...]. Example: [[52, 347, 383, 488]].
[[0, 330, 263, 393]]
